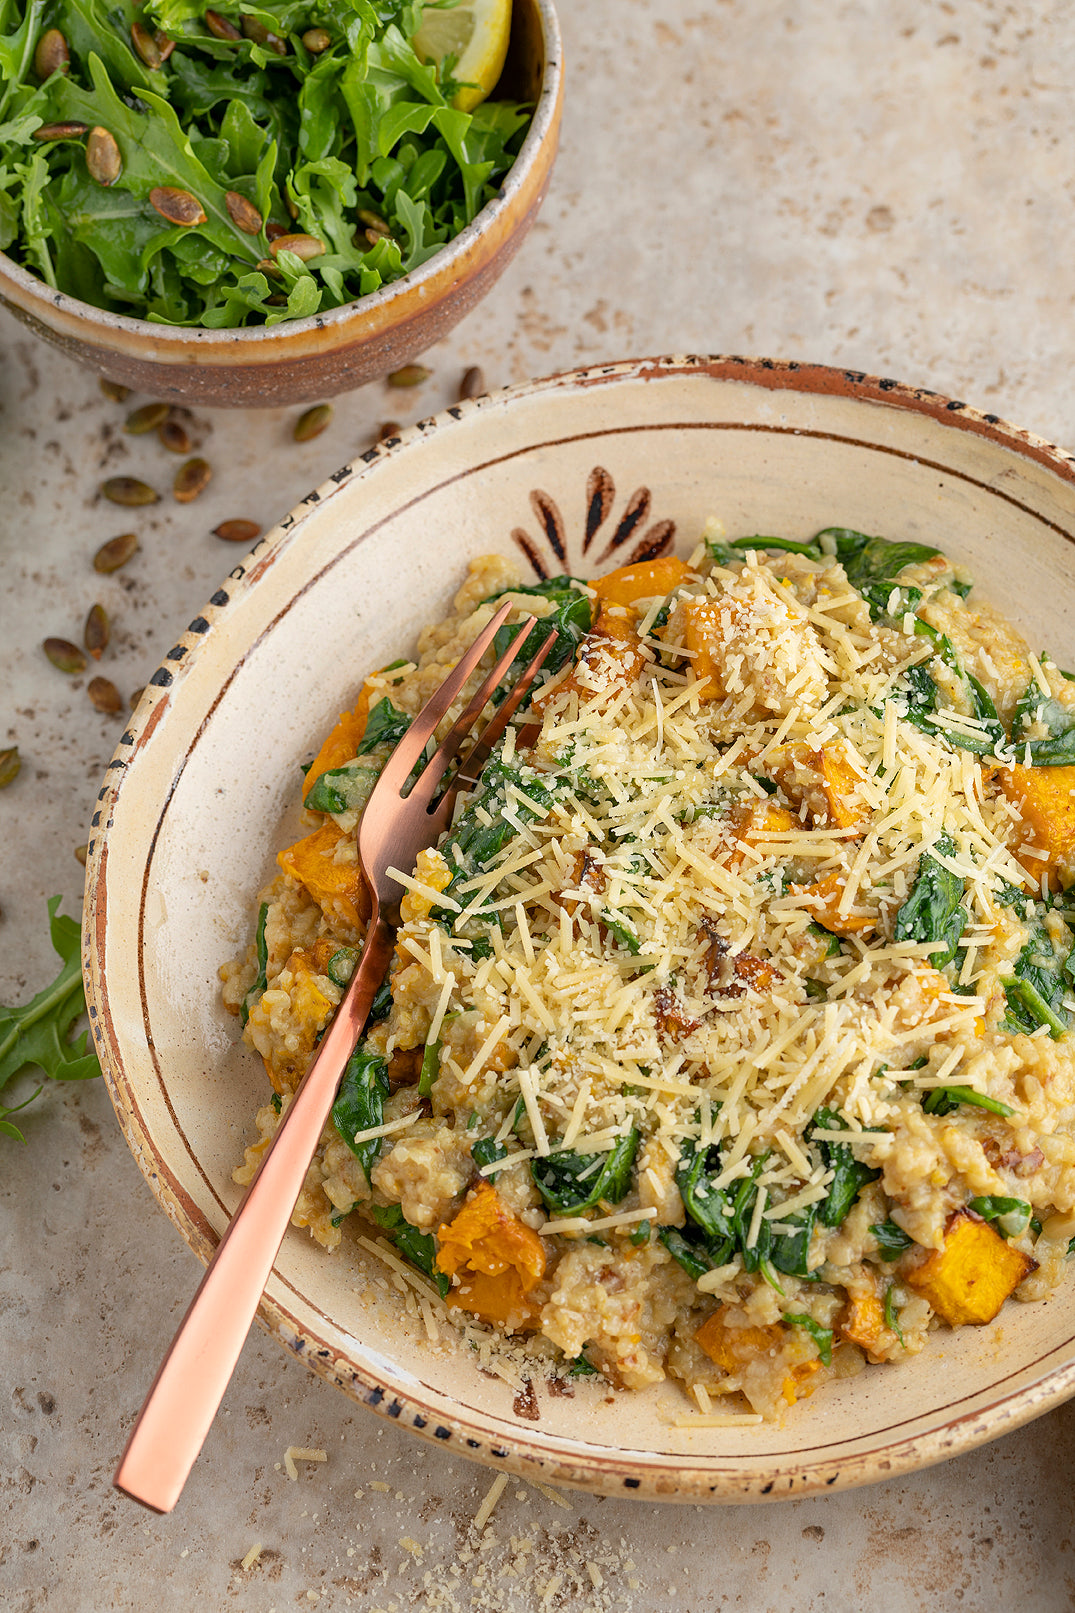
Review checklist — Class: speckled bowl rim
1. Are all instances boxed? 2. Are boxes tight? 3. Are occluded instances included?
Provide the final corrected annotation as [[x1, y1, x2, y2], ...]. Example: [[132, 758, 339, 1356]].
[[84, 355, 1075, 1503], [0, 0, 562, 352]]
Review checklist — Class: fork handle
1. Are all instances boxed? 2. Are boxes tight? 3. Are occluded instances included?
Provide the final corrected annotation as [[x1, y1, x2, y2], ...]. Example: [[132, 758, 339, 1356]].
[[114, 914, 393, 1514]]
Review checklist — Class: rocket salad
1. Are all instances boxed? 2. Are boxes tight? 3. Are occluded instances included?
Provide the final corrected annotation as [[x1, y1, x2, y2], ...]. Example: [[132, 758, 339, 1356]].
[[0, 0, 530, 326]]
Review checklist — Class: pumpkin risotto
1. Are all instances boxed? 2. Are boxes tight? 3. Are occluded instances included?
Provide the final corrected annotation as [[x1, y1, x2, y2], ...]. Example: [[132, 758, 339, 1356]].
[[222, 522, 1075, 1419]]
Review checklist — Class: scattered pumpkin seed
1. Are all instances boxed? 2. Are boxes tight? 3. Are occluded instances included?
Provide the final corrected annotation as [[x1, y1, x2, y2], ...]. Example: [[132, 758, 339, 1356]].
[[357, 207, 388, 230], [129, 687, 145, 709], [84, 603, 110, 660], [459, 365, 486, 401], [225, 190, 262, 234], [149, 186, 207, 226], [387, 364, 430, 388], [361, 226, 393, 248], [31, 121, 87, 141], [213, 518, 261, 544], [0, 748, 20, 789], [204, 8, 241, 40], [34, 27, 69, 78], [74, 844, 88, 866], [269, 232, 325, 261], [264, 292, 288, 305], [256, 258, 283, 279], [284, 193, 299, 220], [158, 417, 191, 454], [174, 457, 212, 502], [88, 676, 123, 715], [86, 126, 122, 187], [265, 221, 287, 241], [156, 31, 176, 62], [93, 532, 140, 573], [44, 637, 87, 675], [124, 400, 169, 435], [99, 378, 130, 402], [376, 420, 402, 442], [130, 20, 162, 68], [293, 403, 333, 443], [242, 15, 287, 53], [102, 476, 159, 507], [302, 26, 331, 51]]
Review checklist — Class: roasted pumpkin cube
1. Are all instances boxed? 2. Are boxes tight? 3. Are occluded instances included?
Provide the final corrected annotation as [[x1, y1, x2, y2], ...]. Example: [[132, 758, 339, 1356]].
[[905, 1208, 1037, 1326], [278, 821, 369, 930], [591, 556, 691, 609], [695, 1312, 784, 1373], [436, 1182, 547, 1331], [537, 604, 644, 711], [766, 743, 868, 831], [996, 764, 1075, 890], [679, 595, 750, 699], [302, 679, 376, 803], [838, 1289, 885, 1352], [782, 1359, 821, 1406], [815, 747, 868, 830], [791, 868, 874, 935]]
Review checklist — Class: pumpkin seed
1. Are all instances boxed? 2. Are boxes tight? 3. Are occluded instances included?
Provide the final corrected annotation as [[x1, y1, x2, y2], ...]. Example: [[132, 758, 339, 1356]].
[[93, 532, 140, 573], [129, 687, 145, 709], [204, 8, 241, 40], [256, 258, 283, 279], [149, 186, 207, 227], [264, 293, 288, 305], [102, 476, 159, 507], [459, 365, 486, 401], [387, 364, 430, 389], [357, 207, 388, 231], [293, 403, 332, 442], [269, 232, 325, 261], [34, 28, 69, 78], [302, 26, 331, 51], [131, 20, 162, 68], [88, 676, 123, 715], [225, 190, 262, 234], [284, 194, 299, 220], [377, 420, 402, 442], [265, 221, 287, 242], [84, 603, 110, 660], [213, 519, 261, 544], [174, 457, 212, 502], [361, 226, 393, 249], [99, 378, 130, 402], [44, 637, 87, 675], [31, 121, 88, 141], [74, 844, 88, 866], [156, 31, 176, 62], [0, 747, 20, 790], [242, 15, 287, 54], [158, 418, 191, 454], [124, 401, 169, 435], [86, 126, 122, 187]]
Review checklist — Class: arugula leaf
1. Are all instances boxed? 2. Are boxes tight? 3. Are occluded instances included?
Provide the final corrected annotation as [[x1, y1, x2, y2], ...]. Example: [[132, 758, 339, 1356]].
[[0, 896, 101, 1142], [356, 696, 411, 756], [531, 1127, 640, 1216], [658, 1224, 723, 1280], [304, 759, 381, 815], [808, 1107, 880, 1228], [870, 1219, 915, 1260], [488, 578, 593, 694], [785, 1313, 833, 1365], [893, 832, 967, 970], [1002, 908, 1072, 1039], [921, 1085, 1015, 1118], [240, 901, 270, 1027], [471, 1135, 508, 1179], [968, 1195, 1032, 1238], [369, 1202, 449, 1296], [1011, 679, 1075, 766], [818, 527, 941, 619], [331, 1041, 389, 1184], [884, 1283, 905, 1345]]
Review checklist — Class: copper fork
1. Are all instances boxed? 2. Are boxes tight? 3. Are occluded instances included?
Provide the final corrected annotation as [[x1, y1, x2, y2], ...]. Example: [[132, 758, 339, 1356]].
[[114, 600, 557, 1514]]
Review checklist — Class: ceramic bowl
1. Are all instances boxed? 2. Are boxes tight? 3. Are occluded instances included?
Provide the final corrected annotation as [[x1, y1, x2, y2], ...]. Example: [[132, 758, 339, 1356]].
[[0, 0, 561, 409], [84, 356, 1075, 1501]]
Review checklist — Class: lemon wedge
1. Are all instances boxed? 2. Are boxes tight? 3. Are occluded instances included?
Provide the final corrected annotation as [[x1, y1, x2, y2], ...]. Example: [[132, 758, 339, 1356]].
[[413, 0, 513, 113]]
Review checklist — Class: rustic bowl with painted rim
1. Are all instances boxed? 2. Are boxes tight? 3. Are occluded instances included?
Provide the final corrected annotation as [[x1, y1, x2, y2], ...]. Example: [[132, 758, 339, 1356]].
[[83, 355, 1075, 1502], [0, 0, 561, 410]]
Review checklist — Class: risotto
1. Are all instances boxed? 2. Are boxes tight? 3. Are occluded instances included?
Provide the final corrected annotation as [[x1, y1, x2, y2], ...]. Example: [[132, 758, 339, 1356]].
[[222, 522, 1075, 1419]]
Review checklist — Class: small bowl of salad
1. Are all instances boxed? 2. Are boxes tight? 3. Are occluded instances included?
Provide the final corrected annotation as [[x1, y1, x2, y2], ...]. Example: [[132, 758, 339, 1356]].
[[0, 0, 562, 406]]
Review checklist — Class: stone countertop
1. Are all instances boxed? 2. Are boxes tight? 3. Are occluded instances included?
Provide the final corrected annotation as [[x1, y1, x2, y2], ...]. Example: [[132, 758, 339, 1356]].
[[4, 2, 1075, 1608]]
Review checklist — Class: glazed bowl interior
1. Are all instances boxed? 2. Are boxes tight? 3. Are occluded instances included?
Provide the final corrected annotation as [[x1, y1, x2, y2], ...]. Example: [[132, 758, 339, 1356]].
[[0, 0, 562, 406], [85, 357, 1075, 1501]]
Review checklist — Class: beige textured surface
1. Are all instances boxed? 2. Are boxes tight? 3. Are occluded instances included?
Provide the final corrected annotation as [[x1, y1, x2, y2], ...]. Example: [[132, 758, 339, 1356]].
[[4, 0, 1075, 1607]]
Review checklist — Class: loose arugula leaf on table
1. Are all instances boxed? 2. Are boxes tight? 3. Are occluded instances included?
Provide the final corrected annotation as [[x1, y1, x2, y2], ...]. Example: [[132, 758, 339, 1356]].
[[0, 896, 101, 1142], [893, 832, 968, 970]]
